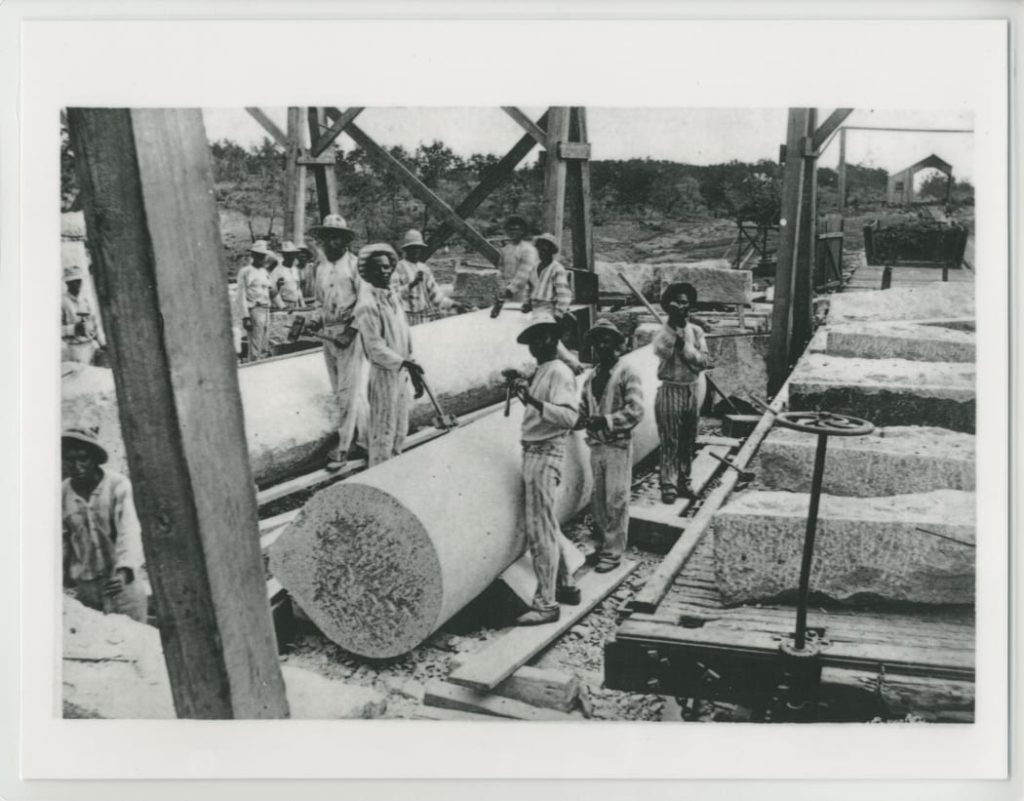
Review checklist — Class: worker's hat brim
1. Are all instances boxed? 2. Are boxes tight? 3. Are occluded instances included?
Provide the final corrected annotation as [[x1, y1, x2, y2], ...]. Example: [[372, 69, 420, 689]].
[[61, 430, 108, 464]]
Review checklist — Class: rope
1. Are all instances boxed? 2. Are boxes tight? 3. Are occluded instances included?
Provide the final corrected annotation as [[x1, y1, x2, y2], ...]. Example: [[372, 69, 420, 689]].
[[915, 527, 975, 549]]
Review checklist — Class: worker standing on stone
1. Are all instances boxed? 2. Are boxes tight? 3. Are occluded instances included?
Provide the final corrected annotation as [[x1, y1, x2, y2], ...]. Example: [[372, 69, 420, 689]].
[[496, 215, 538, 302], [506, 314, 581, 626], [305, 215, 369, 469], [61, 427, 149, 624], [353, 243, 424, 467], [61, 265, 100, 365], [492, 233, 584, 374], [234, 240, 277, 362], [391, 229, 462, 325], [653, 282, 709, 504], [577, 319, 644, 571], [269, 240, 307, 310]]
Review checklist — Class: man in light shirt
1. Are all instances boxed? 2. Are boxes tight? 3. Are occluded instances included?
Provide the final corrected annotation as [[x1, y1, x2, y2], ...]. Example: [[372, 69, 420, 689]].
[[269, 240, 307, 310], [391, 229, 467, 325], [234, 240, 276, 362], [61, 265, 100, 365], [505, 314, 582, 626], [61, 427, 149, 623], [497, 215, 537, 303]]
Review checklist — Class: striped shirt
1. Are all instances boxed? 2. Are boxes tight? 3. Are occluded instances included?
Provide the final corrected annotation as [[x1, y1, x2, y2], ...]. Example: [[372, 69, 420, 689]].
[[580, 359, 645, 446], [391, 259, 453, 315], [508, 258, 573, 317], [653, 322, 710, 385], [62, 469, 149, 593], [520, 359, 579, 443], [353, 285, 412, 371]]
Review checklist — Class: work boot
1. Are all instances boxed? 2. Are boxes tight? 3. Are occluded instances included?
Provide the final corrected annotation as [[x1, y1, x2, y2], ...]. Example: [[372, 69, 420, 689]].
[[595, 557, 621, 574], [347, 444, 369, 461], [516, 607, 560, 626], [585, 550, 602, 567], [679, 480, 696, 500], [556, 585, 581, 605], [661, 488, 677, 505]]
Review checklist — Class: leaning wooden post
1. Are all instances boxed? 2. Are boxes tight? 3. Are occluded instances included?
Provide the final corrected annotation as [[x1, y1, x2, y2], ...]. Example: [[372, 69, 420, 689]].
[[283, 107, 302, 243], [837, 127, 847, 215], [767, 108, 811, 396], [791, 109, 818, 358], [67, 108, 290, 719], [541, 107, 571, 246]]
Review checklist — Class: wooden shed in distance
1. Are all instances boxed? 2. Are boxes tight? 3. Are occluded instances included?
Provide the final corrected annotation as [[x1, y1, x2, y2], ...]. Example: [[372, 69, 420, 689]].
[[886, 153, 953, 205]]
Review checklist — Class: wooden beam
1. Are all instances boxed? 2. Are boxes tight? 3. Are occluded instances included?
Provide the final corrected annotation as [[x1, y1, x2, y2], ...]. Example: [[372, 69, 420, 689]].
[[337, 117, 501, 264], [306, 107, 338, 220], [311, 106, 364, 157], [838, 127, 848, 215], [67, 108, 289, 719], [244, 107, 288, 149], [792, 109, 819, 356], [500, 106, 547, 146], [448, 560, 637, 691], [567, 107, 595, 275], [811, 107, 854, 152], [424, 110, 548, 258], [283, 107, 302, 243], [541, 107, 572, 244], [423, 681, 575, 720], [767, 108, 811, 395], [558, 142, 592, 160]]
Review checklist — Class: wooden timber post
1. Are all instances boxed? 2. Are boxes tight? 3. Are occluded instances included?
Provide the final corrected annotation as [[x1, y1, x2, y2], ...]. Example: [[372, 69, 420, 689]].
[[567, 107, 595, 273], [837, 127, 847, 215], [791, 108, 818, 356], [67, 108, 290, 719], [541, 107, 572, 245], [283, 107, 305, 243], [767, 108, 812, 396], [307, 107, 339, 221]]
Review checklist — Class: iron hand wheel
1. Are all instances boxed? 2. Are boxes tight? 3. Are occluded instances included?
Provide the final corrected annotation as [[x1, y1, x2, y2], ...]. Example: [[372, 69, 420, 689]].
[[774, 411, 874, 437]]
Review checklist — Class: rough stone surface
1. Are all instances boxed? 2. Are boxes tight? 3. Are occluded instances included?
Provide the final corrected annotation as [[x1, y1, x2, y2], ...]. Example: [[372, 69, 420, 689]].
[[826, 322, 975, 363], [270, 346, 662, 659], [62, 596, 387, 719], [789, 354, 976, 433], [755, 426, 976, 496], [62, 309, 544, 486], [712, 489, 976, 605], [595, 260, 751, 305], [826, 283, 974, 324], [453, 267, 502, 308]]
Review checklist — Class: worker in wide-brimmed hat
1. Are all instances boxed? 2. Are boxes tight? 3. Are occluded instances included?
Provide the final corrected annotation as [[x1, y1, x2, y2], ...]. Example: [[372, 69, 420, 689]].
[[352, 242, 423, 466], [61, 427, 150, 623], [61, 264, 100, 365], [577, 319, 644, 571], [269, 240, 307, 310], [497, 215, 538, 303], [503, 312, 582, 626], [492, 232, 584, 374], [653, 282, 709, 504], [303, 214, 368, 468], [233, 240, 276, 362], [391, 229, 465, 326]]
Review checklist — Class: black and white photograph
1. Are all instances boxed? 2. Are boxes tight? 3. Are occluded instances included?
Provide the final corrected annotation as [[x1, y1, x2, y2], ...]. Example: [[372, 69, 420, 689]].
[[4, 10, 1014, 791]]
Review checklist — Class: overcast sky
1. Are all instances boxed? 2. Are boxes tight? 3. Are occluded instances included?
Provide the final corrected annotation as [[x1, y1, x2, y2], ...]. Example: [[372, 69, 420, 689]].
[[203, 107, 975, 180]]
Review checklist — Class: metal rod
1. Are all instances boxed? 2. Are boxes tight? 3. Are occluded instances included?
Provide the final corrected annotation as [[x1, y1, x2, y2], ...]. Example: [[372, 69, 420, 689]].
[[794, 432, 829, 650]]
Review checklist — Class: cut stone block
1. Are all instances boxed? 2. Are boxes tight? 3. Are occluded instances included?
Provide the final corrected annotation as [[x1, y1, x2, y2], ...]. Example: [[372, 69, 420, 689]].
[[453, 267, 502, 308], [62, 596, 387, 719], [826, 322, 975, 363], [825, 283, 974, 324], [712, 489, 976, 606], [755, 426, 975, 496], [595, 260, 751, 305], [788, 354, 975, 434]]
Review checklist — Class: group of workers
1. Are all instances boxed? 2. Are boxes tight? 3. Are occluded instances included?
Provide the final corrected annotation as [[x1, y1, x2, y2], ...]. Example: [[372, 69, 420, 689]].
[[60, 211, 711, 633]]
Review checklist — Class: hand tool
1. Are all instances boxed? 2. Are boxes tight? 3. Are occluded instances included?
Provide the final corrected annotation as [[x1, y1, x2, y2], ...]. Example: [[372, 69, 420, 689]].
[[417, 371, 459, 430]]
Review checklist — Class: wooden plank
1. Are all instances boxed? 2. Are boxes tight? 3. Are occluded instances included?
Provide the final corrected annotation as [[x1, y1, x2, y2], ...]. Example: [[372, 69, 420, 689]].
[[283, 107, 302, 243], [792, 110, 818, 355], [424, 681, 575, 720], [627, 381, 787, 614], [68, 108, 289, 719], [811, 108, 854, 152], [567, 107, 595, 279], [311, 106, 364, 157], [335, 116, 501, 265], [244, 107, 288, 149], [500, 106, 547, 146], [697, 435, 741, 448], [449, 561, 638, 691], [541, 107, 571, 243], [558, 141, 592, 160], [425, 110, 548, 258], [629, 445, 729, 530], [490, 666, 581, 712], [307, 107, 338, 218], [412, 706, 504, 722]]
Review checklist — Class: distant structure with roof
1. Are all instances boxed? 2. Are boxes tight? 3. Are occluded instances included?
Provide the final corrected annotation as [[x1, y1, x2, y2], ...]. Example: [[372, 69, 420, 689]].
[[886, 154, 953, 205]]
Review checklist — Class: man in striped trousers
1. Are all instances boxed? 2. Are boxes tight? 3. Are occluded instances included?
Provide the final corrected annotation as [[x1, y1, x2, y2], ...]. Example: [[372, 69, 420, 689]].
[[578, 319, 644, 572], [653, 282, 710, 505], [508, 313, 582, 626]]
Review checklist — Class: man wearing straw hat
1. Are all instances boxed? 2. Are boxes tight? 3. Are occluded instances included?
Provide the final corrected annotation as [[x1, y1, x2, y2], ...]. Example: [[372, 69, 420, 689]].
[[61, 264, 100, 365], [234, 239, 277, 362], [497, 215, 538, 303], [505, 313, 582, 626], [653, 282, 710, 504], [352, 243, 425, 466], [305, 214, 369, 468], [577, 319, 644, 572], [61, 427, 149, 623], [269, 240, 307, 310], [391, 229, 464, 325]]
